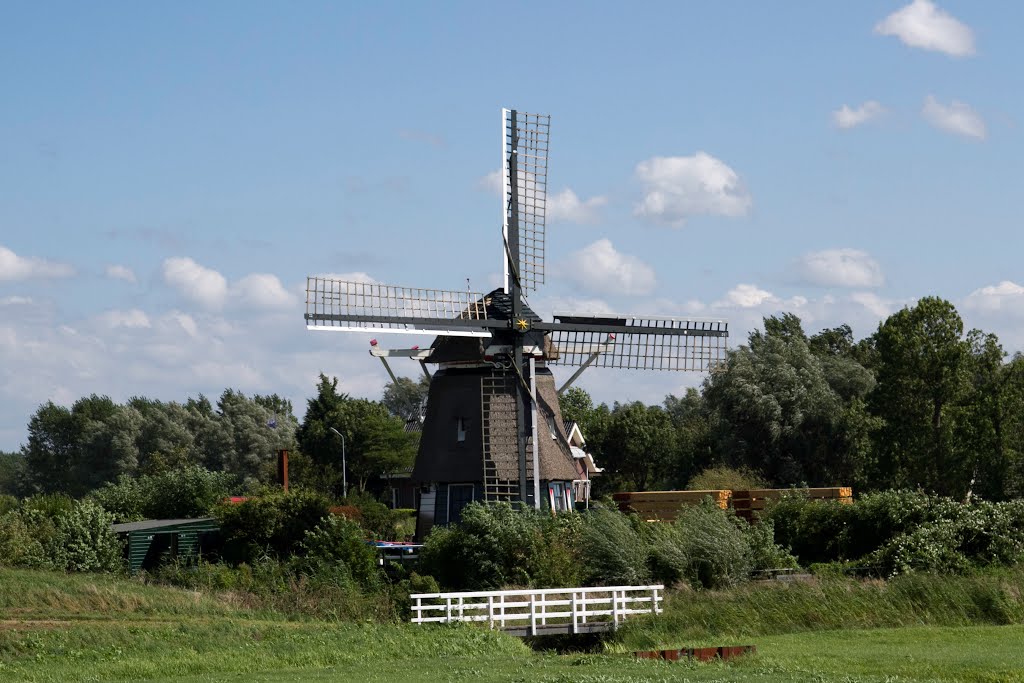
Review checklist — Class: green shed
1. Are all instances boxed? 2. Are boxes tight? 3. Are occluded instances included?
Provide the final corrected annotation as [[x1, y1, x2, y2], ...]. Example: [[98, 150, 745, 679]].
[[112, 518, 220, 572]]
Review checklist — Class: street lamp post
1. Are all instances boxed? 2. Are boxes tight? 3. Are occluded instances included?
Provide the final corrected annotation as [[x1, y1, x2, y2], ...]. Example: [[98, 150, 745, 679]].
[[328, 427, 348, 499]]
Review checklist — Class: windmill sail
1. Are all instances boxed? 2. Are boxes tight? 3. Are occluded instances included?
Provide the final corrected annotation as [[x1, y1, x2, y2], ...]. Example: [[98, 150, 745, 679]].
[[305, 277, 498, 337], [503, 109, 550, 295], [544, 315, 729, 371]]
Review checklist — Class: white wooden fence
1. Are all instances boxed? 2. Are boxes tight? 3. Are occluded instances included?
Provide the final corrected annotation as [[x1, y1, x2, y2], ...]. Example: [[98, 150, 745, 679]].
[[410, 585, 663, 635]]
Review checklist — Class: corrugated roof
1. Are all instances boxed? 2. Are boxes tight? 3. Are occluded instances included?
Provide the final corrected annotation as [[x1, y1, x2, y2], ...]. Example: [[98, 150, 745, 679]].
[[112, 518, 217, 533]]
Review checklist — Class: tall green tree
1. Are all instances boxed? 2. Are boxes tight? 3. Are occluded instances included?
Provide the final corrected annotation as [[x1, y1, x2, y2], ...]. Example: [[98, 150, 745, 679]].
[[602, 401, 677, 491], [703, 314, 875, 488], [297, 374, 416, 496], [869, 297, 971, 495]]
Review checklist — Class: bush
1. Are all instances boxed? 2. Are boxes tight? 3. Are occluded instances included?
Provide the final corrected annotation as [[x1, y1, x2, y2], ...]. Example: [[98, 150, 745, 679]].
[[91, 466, 238, 523], [768, 491, 1024, 576], [341, 491, 399, 541], [215, 490, 332, 564], [47, 500, 123, 572], [686, 466, 766, 491], [419, 503, 584, 590], [579, 508, 651, 586], [0, 499, 122, 572], [299, 515, 380, 589], [0, 494, 17, 516], [0, 508, 54, 569]]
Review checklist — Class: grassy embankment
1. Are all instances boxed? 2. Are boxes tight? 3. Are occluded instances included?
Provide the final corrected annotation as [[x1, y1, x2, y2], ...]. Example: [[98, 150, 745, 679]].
[[2, 567, 1024, 682]]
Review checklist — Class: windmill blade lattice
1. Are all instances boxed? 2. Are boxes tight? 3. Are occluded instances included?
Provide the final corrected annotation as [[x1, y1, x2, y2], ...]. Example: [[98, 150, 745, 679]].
[[545, 315, 729, 371], [305, 277, 493, 337], [503, 109, 550, 295]]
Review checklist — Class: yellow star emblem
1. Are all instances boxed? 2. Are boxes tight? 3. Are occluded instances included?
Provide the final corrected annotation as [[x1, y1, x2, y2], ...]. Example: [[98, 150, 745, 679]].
[[516, 318, 530, 331]]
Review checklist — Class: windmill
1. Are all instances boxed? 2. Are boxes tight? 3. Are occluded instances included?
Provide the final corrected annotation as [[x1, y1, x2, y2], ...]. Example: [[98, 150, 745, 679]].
[[306, 109, 728, 535]]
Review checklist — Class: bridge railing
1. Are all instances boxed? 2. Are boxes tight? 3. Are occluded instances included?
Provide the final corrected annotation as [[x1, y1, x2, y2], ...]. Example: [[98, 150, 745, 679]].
[[410, 585, 663, 635]]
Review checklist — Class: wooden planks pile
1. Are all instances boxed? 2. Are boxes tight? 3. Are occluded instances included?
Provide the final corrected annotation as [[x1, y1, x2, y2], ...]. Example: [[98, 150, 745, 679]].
[[731, 487, 853, 521], [613, 487, 853, 521], [612, 490, 731, 520]]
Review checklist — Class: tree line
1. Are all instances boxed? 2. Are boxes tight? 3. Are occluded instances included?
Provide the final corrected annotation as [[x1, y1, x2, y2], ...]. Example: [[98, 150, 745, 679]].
[[2, 295, 1022, 503], [569, 296, 1024, 501]]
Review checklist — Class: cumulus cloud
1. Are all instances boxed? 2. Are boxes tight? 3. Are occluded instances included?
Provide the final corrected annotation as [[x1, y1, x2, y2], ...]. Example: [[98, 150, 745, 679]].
[[562, 239, 656, 296], [874, 0, 975, 57], [634, 153, 751, 227], [0, 296, 32, 306], [833, 101, 886, 129], [794, 249, 885, 288], [233, 274, 295, 310], [715, 284, 778, 309], [0, 245, 75, 281], [162, 257, 228, 309], [548, 189, 608, 224], [97, 309, 151, 329], [104, 264, 137, 283], [850, 291, 896, 318], [963, 281, 1024, 316], [922, 95, 987, 140]]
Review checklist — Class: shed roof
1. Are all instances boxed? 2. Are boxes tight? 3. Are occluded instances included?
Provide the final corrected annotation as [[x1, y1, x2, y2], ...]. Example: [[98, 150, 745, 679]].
[[112, 518, 217, 533]]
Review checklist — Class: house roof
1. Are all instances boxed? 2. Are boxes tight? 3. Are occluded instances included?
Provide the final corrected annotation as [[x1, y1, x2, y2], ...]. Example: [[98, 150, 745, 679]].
[[111, 518, 217, 533]]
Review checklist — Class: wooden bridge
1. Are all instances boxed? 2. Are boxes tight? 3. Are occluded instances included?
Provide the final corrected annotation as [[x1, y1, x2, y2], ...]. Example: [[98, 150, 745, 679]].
[[410, 585, 663, 636]]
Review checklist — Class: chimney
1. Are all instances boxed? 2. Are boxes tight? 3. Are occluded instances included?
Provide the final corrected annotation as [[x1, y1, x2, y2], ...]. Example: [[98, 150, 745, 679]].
[[277, 449, 289, 492]]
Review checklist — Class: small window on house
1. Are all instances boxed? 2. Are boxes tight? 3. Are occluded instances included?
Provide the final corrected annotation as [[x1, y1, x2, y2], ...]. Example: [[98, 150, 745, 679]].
[[456, 417, 467, 442], [546, 414, 557, 439]]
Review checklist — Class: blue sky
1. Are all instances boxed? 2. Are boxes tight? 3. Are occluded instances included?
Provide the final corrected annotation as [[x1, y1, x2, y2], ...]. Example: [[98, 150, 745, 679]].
[[2, 1, 1023, 450]]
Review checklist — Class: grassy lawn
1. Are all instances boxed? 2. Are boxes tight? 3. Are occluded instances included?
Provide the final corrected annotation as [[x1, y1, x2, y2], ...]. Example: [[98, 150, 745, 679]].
[[2, 568, 1023, 682]]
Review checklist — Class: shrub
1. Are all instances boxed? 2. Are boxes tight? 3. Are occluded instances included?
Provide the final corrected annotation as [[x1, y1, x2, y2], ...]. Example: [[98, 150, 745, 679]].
[[47, 500, 123, 572], [672, 502, 754, 589], [215, 490, 331, 564], [0, 494, 17, 516], [686, 466, 766, 491], [579, 508, 651, 586], [0, 509, 54, 569], [341, 491, 399, 541], [91, 466, 238, 523], [419, 503, 583, 590], [299, 514, 380, 589]]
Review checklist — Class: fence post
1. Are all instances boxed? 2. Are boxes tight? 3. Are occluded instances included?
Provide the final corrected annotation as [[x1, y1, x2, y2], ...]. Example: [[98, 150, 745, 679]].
[[488, 595, 494, 629], [539, 591, 547, 626], [530, 592, 537, 636], [612, 589, 620, 628], [414, 596, 421, 625], [445, 597, 452, 623], [571, 591, 578, 634], [458, 596, 464, 621], [651, 586, 660, 615]]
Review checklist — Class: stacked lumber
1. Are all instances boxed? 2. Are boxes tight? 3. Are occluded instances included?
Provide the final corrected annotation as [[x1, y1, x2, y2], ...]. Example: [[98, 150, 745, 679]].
[[612, 490, 731, 521], [731, 487, 853, 521]]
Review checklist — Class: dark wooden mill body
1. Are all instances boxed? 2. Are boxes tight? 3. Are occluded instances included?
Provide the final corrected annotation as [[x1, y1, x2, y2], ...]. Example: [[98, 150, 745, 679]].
[[306, 109, 728, 537]]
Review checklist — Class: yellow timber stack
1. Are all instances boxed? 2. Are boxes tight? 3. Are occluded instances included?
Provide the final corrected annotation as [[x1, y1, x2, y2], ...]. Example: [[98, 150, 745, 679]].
[[613, 487, 853, 522]]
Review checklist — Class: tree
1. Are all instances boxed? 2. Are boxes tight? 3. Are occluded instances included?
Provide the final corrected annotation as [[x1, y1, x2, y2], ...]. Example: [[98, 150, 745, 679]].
[[382, 376, 430, 423], [602, 401, 677, 491], [663, 388, 715, 487], [703, 314, 875, 488], [869, 297, 971, 495], [297, 374, 416, 496], [216, 389, 298, 484]]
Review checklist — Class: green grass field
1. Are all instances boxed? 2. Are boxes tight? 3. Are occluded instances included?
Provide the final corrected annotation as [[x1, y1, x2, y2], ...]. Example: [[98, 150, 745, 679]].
[[2, 568, 1023, 682]]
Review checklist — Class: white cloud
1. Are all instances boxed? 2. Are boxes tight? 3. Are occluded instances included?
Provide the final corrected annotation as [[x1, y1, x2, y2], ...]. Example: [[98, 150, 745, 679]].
[[162, 257, 229, 309], [0, 245, 75, 281], [850, 291, 896, 318], [548, 189, 608, 224], [97, 309, 151, 329], [233, 273, 295, 310], [0, 296, 32, 306], [715, 284, 776, 308], [477, 170, 502, 195], [795, 249, 885, 288], [874, 0, 975, 57], [104, 264, 137, 283], [562, 239, 656, 296], [634, 153, 751, 227], [832, 101, 886, 129], [963, 281, 1024, 316], [922, 95, 986, 140]]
